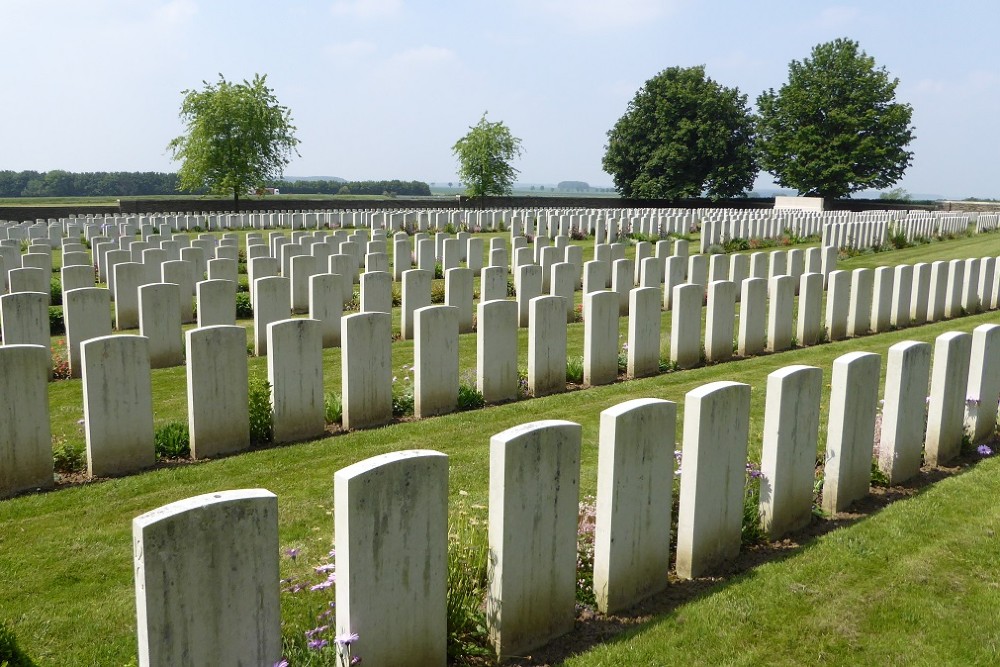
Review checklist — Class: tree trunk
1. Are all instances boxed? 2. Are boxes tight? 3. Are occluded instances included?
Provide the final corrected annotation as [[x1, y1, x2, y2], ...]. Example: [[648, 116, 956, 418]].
[[233, 186, 241, 213]]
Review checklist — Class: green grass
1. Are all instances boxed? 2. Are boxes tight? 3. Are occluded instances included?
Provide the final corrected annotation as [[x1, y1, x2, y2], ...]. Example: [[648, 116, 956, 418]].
[[565, 455, 1000, 666], [4, 226, 1000, 665], [4, 309, 999, 665]]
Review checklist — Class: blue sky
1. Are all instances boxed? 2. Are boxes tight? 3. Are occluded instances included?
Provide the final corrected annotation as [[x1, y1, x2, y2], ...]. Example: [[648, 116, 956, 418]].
[[5, 0, 999, 198]]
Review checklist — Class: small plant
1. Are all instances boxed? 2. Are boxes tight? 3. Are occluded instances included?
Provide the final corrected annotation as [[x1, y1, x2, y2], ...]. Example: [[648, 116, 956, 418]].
[[52, 436, 86, 474], [324, 392, 342, 425], [49, 307, 65, 336], [447, 492, 491, 661], [457, 381, 485, 412], [430, 281, 446, 304], [443, 222, 457, 234], [516, 367, 530, 399], [50, 339, 71, 380], [565, 356, 584, 384], [742, 461, 766, 545], [49, 278, 62, 306], [277, 548, 362, 665], [248, 372, 274, 444], [433, 262, 444, 280], [154, 421, 190, 459], [392, 364, 414, 417], [706, 243, 726, 255], [617, 343, 628, 374], [235, 292, 253, 319], [576, 497, 597, 609]]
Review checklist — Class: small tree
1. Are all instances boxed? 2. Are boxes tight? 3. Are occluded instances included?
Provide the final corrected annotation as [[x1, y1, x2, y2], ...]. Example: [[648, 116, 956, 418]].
[[452, 113, 523, 204], [167, 74, 300, 211], [756, 39, 915, 200], [603, 65, 757, 200]]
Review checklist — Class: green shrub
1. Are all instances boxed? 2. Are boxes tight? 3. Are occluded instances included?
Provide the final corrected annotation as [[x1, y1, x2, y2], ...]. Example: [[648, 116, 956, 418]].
[[0, 622, 37, 667], [457, 383, 485, 411], [430, 281, 446, 304], [566, 356, 584, 384], [434, 262, 444, 279], [447, 497, 491, 661], [154, 421, 190, 459], [53, 438, 86, 474], [742, 462, 765, 545], [707, 243, 726, 255], [324, 392, 342, 425], [237, 274, 250, 292], [50, 278, 62, 306], [235, 292, 253, 319], [49, 307, 64, 336], [248, 373, 273, 444]]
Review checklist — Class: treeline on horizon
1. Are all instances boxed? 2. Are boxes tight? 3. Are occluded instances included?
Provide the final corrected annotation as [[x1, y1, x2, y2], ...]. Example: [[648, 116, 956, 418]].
[[0, 170, 432, 198], [269, 179, 431, 197]]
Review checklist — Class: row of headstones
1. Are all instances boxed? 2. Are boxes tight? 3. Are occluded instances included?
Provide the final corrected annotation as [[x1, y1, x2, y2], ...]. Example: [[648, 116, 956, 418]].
[[822, 216, 972, 250], [699, 216, 824, 252], [977, 213, 1000, 233], [10, 248, 991, 499], [128, 323, 1000, 665]]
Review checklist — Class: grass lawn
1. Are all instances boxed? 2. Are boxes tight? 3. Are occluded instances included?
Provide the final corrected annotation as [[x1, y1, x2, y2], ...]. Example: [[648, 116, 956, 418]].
[[2, 229, 999, 665]]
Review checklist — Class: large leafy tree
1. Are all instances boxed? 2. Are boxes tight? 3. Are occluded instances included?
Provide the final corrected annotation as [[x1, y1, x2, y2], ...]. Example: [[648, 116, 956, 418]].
[[452, 113, 523, 201], [602, 65, 757, 200], [167, 74, 300, 210], [756, 38, 915, 200]]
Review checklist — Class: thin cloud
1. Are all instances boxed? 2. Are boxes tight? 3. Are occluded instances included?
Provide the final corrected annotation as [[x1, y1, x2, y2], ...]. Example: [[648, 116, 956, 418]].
[[531, 0, 676, 31], [153, 0, 197, 25], [811, 5, 861, 30], [324, 39, 378, 59], [330, 0, 401, 20], [387, 45, 456, 68]]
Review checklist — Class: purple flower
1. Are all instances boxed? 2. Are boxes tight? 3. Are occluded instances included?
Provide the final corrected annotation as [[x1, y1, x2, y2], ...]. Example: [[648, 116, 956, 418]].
[[351, 657, 362, 665], [310, 574, 336, 591], [335, 631, 360, 646], [285, 548, 299, 561], [314, 563, 336, 573], [977, 445, 993, 456], [273, 661, 289, 667], [308, 638, 329, 650]]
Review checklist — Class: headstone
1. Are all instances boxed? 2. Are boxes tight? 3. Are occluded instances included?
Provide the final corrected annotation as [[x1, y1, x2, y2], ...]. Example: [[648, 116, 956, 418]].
[[341, 312, 393, 430], [186, 326, 250, 458], [675, 381, 751, 579], [704, 280, 735, 363], [139, 283, 183, 368], [965, 323, 1000, 444], [335, 451, 448, 666], [759, 365, 822, 538], [822, 351, 881, 513], [766, 275, 795, 352], [477, 299, 518, 403], [82, 335, 154, 477], [414, 305, 459, 418], [196, 279, 237, 328], [133, 489, 280, 667], [528, 295, 567, 396], [445, 267, 474, 333], [627, 287, 661, 378], [825, 270, 850, 341], [584, 290, 619, 387], [847, 268, 873, 337], [594, 398, 675, 613], [670, 284, 701, 369], [309, 273, 344, 348], [64, 287, 112, 378], [113, 262, 144, 330], [0, 344, 52, 498], [267, 318, 324, 444], [924, 331, 972, 466], [877, 341, 931, 484], [487, 421, 581, 659], [360, 271, 392, 314], [796, 272, 823, 346], [252, 276, 290, 356], [1, 291, 49, 350], [737, 278, 766, 357], [516, 264, 542, 328]]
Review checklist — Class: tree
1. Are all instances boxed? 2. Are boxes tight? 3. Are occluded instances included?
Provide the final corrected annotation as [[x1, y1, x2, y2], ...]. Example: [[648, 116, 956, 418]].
[[167, 74, 299, 211], [452, 113, 523, 202], [602, 66, 757, 200], [756, 38, 915, 200]]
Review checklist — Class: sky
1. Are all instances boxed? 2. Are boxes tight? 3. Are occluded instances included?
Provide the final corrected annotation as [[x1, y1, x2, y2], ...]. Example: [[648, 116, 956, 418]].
[[4, 0, 1000, 198]]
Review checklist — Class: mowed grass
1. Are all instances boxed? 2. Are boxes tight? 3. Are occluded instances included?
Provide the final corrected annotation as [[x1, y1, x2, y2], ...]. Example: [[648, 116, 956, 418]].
[[2, 230, 999, 665]]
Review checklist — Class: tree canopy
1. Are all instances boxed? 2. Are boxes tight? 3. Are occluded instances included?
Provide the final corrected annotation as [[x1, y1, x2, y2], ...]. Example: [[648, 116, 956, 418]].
[[167, 74, 300, 210], [756, 38, 915, 200], [602, 66, 757, 200], [452, 113, 523, 200]]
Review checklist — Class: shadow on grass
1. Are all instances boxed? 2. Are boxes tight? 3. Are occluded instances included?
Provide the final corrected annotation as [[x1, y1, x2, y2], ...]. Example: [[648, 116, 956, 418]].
[[501, 441, 995, 667]]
